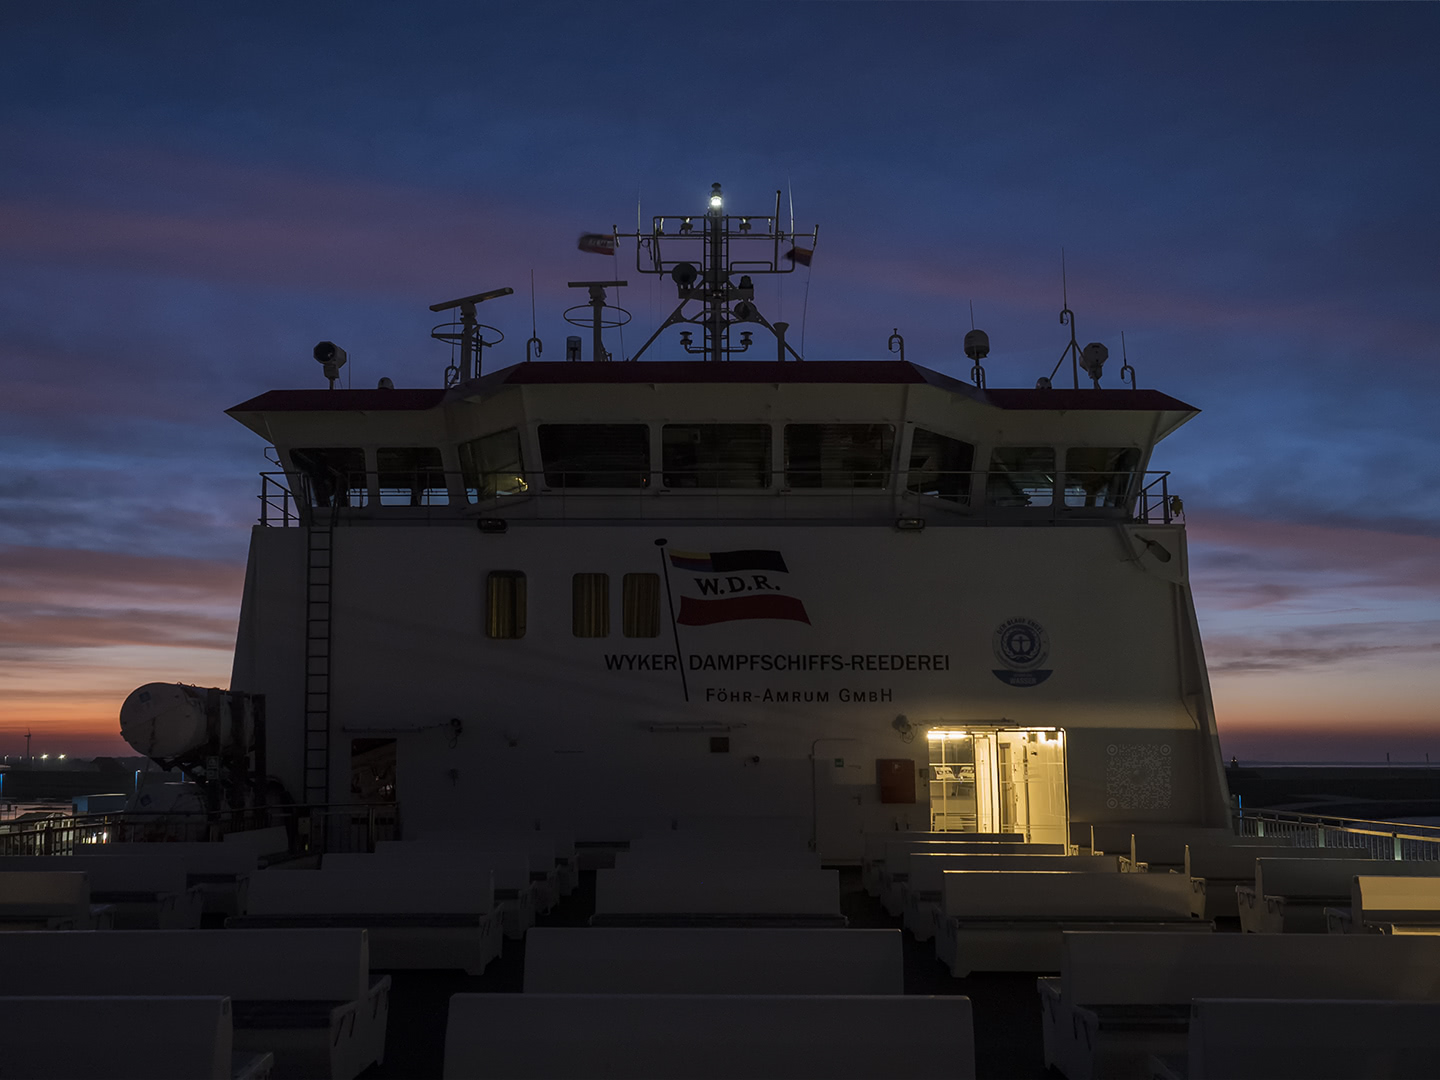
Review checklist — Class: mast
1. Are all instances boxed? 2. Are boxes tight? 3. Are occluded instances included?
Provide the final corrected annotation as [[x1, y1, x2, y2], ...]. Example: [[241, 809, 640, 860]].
[[615, 182, 818, 362]]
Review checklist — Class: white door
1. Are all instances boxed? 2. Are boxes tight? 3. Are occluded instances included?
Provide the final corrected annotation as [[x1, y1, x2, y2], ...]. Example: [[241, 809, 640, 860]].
[[812, 738, 866, 862]]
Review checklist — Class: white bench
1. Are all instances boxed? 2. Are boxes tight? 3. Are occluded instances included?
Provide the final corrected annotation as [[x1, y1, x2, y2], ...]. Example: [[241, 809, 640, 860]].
[[880, 840, 1068, 915], [935, 871, 1204, 977], [90, 843, 258, 914], [443, 993, 975, 1079], [675, 813, 813, 838], [0, 928, 385, 1080], [1183, 843, 1371, 919], [0, 855, 203, 928], [1328, 874, 1440, 935], [1088, 826, 1249, 867], [233, 866, 502, 974], [1237, 857, 1440, 933], [222, 826, 292, 863], [1176, 997, 1440, 1079], [614, 849, 823, 871], [634, 822, 814, 851], [1038, 930, 1440, 1080], [862, 832, 1025, 896], [903, 853, 1121, 940], [0, 995, 273, 1080], [374, 840, 536, 937], [410, 829, 572, 906], [0, 870, 113, 930], [524, 927, 903, 994], [593, 867, 844, 926]]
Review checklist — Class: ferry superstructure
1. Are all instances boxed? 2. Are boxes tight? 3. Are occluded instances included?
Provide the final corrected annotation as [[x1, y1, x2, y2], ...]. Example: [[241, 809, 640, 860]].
[[209, 184, 1227, 858]]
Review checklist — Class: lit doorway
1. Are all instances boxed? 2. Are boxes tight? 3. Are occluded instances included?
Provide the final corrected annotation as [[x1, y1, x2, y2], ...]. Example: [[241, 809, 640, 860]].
[[927, 728, 1068, 844]]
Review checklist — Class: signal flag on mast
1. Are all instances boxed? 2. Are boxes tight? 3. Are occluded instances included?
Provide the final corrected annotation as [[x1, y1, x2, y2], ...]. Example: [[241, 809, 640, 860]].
[[785, 246, 813, 266], [578, 233, 617, 256]]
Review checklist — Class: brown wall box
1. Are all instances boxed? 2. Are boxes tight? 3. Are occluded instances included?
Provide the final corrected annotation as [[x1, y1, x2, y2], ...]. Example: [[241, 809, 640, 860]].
[[876, 758, 917, 804]]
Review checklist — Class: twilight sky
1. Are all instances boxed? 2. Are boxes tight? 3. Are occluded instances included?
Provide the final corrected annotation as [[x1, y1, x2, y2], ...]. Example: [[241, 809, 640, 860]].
[[1, 2, 1437, 761]]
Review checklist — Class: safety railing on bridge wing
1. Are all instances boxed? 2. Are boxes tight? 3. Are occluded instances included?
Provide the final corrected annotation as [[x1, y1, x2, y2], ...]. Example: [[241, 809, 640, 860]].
[[256, 467, 1181, 526], [1234, 806, 1440, 861]]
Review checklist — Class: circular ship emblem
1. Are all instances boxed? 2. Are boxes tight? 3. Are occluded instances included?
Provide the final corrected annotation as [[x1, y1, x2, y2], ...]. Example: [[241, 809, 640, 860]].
[[992, 616, 1053, 687]]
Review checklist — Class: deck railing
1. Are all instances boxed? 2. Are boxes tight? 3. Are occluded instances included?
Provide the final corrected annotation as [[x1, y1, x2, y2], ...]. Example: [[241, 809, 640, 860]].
[[258, 468, 1180, 527], [0, 803, 400, 858], [1233, 806, 1440, 861]]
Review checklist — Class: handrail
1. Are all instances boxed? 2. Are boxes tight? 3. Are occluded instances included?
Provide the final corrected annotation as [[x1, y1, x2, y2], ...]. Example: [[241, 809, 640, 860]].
[[0, 802, 401, 857], [1234, 805, 1440, 860], [256, 468, 1180, 527]]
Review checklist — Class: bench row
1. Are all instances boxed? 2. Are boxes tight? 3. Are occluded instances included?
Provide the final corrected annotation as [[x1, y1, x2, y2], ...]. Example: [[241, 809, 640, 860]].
[[0, 928, 386, 1080], [1042, 931, 1440, 1080]]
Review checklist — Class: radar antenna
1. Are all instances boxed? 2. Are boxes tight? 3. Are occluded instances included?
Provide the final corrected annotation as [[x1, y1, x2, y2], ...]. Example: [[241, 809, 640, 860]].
[[429, 286, 513, 384], [613, 182, 819, 362], [565, 281, 631, 362]]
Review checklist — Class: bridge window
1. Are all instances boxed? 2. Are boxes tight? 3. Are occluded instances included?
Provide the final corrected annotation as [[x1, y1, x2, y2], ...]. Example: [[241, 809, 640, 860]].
[[907, 429, 975, 504], [460, 429, 527, 503], [378, 447, 447, 506], [1064, 447, 1140, 508], [986, 447, 1055, 507], [486, 571, 526, 639], [539, 424, 650, 488], [623, 573, 662, 638], [572, 573, 610, 637], [290, 448, 367, 508], [662, 424, 771, 488], [784, 424, 895, 488]]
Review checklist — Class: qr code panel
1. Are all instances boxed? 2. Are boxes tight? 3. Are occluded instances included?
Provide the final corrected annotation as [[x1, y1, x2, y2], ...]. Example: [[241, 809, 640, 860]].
[[1105, 742, 1174, 810]]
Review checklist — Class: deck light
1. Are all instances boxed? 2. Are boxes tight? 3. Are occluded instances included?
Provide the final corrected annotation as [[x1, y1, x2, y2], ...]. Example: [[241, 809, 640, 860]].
[[709, 183, 723, 211], [896, 518, 926, 531]]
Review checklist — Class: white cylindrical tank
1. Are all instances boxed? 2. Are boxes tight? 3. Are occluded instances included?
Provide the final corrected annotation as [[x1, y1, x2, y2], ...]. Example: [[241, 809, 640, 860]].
[[120, 682, 226, 760]]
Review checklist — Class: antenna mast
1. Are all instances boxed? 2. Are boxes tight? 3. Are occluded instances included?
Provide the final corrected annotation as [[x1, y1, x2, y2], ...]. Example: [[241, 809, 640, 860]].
[[429, 287, 513, 384], [1047, 250, 1109, 389], [614, 182, 819, 362]]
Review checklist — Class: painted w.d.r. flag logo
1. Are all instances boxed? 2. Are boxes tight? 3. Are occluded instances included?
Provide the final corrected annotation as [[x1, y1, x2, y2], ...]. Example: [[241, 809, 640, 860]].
[[668, 549, 810, 626]]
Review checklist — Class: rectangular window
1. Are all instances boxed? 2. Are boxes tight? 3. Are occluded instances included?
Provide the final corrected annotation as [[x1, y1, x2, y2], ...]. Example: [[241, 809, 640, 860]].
[[291, 448, 367, 508], [377, 447, 447, 506], [1063, 447, 1141, 508], [662, 424, 771, 488], [907, 429, 976, 504], [784, 424, 895, 488], [985, 447, 1055, 507], [572, 573, 610, 637], [459, 429, 528, 503], [486, 571, 526, 639], [539, 424, 650, 488], [623, 573, 662, 638]]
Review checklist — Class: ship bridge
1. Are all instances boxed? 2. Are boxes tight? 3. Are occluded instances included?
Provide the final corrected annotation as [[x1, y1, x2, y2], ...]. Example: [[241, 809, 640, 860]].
[[227, 360, 1195, 530]]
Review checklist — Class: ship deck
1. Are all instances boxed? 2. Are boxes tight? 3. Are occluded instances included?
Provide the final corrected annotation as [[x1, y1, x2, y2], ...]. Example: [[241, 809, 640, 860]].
[[362, 865, 1049, 1080]]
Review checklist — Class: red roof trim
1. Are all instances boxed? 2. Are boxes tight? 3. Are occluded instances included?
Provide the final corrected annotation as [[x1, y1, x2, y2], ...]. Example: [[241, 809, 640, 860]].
[[983, 388, 1196, 412], [227, 388, 447, 413], [495, 360, 931, 386], [225, 363, 1197, 414]]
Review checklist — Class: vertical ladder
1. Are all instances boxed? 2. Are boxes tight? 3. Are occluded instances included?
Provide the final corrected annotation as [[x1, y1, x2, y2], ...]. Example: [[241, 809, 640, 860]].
[[303, 520, 334, 804]]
